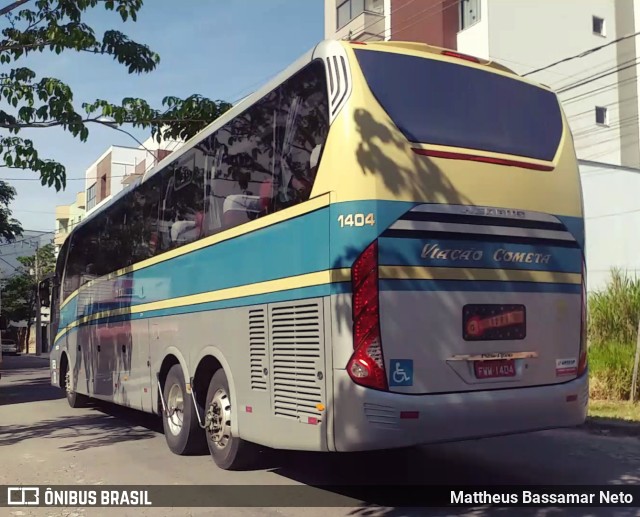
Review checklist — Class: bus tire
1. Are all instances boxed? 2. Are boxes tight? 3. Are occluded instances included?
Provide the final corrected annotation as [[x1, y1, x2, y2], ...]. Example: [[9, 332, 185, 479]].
[[64, 367, 88, 409], [162, 364, 206, 455], [205, 369, 256, 470]]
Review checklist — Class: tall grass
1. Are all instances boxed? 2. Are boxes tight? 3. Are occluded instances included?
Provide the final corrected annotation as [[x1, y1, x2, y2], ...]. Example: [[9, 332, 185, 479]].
[[588, 269, 640, 346], [588, 269, 640, 401]]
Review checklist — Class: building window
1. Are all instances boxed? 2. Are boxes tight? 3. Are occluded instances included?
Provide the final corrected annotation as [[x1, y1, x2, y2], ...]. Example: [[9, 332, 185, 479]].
[[336, 0, 383, 29], [86, 183, 96, 210], [593, 16, 605, 36], [460, 0, 480, 30], [595, 106, 608, 126]]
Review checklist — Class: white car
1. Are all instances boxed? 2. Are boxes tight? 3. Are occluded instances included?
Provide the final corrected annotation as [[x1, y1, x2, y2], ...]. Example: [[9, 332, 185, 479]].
[[1, 338, 19, 355]]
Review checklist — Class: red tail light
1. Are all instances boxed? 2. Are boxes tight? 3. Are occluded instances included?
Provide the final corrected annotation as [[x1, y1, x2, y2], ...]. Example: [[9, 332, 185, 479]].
[[578, 260, 588, 376], [347, 240, 388, 390], [441, 50, 481, 63], [412, 148, 555, 172]]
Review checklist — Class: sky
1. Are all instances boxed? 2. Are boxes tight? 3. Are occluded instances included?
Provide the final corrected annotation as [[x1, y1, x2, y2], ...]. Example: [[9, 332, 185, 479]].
[[3, 0, 324, 236]]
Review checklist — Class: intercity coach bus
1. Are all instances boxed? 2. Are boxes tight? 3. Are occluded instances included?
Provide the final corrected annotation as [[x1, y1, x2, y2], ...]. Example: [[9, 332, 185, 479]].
[[45, 39, 588, 470]]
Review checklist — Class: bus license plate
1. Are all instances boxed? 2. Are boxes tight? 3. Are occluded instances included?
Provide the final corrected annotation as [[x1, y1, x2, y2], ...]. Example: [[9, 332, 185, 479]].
[[474, 360, 516, 379], [463, 304, 526, 341]]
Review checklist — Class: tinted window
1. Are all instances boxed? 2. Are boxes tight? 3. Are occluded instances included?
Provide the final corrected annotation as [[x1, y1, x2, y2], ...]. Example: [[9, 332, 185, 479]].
[[274, 62, 328, 211], [203, 59, 329, 235], [354, 50, 563, 161], [61, 60, 329, 296], [157, 150, 205, 250]]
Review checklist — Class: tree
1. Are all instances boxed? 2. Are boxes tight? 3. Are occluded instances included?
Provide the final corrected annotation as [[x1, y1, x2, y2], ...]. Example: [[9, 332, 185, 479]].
[[1, 241, 55, 350], [0, 0, 232, 202]]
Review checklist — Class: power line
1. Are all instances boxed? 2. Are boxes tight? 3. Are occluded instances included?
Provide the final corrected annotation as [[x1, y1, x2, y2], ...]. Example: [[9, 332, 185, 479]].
[[523, 29, 640, 77], [557, 58, 640, 94]]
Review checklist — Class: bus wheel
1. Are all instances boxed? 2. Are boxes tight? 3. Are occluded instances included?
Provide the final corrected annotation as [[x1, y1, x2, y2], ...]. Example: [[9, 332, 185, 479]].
[[205, 369, 256, 470], [64, 368, 88, 409], [162, 364, 205, 455]]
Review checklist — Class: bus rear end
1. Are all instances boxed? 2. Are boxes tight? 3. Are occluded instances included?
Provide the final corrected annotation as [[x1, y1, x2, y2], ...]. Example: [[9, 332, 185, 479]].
[[321, 42, 588, 452]]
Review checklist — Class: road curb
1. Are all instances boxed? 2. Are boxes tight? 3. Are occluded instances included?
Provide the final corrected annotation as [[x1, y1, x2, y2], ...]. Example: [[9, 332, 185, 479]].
[[581, 417, 640, 437]]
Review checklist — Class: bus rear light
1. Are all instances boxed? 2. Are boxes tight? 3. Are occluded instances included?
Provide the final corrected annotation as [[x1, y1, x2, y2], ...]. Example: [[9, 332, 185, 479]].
[[412, 148, 555, 172], [348, 240, 388, 391], [578, 260, 588, 376], [441, 50, 481, 63]]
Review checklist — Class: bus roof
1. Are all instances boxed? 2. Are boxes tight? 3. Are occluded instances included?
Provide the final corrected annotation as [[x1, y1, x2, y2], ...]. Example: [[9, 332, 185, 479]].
[[68, 39, 541, 239]]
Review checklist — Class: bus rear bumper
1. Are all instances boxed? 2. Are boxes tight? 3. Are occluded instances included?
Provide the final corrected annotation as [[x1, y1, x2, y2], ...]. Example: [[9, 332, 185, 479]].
[[332, 369, 589, 452]]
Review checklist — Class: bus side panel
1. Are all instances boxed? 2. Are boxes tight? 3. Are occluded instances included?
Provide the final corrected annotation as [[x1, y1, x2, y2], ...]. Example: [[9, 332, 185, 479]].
[[146, 298, 331, 452], [62, 329, 90, 397], [112, 317, 152, 411]]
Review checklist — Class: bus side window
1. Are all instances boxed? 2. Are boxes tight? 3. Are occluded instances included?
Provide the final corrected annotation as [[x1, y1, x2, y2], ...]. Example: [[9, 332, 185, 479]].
[[276, 62, 329, 208], [210, 96, 274, 233]]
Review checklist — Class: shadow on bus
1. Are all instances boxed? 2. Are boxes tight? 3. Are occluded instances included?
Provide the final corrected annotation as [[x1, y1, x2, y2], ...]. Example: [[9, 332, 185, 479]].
[[353, 108, 472, 208]]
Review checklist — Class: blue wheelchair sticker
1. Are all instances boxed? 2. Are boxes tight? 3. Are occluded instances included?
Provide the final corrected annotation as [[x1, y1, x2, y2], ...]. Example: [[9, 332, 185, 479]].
[[389, 359, 413, 387]]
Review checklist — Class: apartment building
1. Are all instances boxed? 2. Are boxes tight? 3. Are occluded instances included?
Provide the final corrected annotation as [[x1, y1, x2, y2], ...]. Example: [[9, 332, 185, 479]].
[[325, 0, 460, 47], [84, 136, 182, 217], [325, 0, 640, 290], [54, 191, 85, 256]]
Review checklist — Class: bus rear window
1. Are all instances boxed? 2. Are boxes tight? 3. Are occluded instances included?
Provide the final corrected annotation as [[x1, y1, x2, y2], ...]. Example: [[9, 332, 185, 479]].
[[354, 50, 563, 162]]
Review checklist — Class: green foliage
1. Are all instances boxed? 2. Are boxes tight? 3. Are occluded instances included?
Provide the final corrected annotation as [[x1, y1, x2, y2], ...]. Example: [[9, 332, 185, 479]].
[[0, 178, 21, 239], [588, 341, 636, 401], [588, 268, 640, 346], [587, 268, 640, 401], [0, 0, 232, 195], [0, 242, 56, 325]]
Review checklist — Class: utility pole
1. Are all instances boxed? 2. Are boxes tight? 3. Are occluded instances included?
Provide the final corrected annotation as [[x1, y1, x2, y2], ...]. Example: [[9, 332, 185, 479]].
[[34, 240, 41, 356]]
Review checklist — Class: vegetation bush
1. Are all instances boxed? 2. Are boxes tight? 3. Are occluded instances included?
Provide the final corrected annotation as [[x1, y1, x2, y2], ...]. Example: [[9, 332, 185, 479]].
[[587, 269, 640, 401]]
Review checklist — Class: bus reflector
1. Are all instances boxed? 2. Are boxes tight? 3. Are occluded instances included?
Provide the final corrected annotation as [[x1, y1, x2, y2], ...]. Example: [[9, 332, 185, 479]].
[[578, 260, 588, 376], [400, 411, 419, 419], [348, 240, 388, 391], [441, 50, 481, 63], [412, 148, 555, 171], [350, 41, 367, 45], [566, 395, 578, 402], [307, 417, 318, 425]]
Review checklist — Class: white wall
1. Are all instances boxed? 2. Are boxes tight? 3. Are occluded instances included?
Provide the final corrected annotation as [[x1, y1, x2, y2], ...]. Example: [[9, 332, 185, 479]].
[[110, 146, 147, 198], [456, 0, 490, 59], [580, 160, 640, 292]]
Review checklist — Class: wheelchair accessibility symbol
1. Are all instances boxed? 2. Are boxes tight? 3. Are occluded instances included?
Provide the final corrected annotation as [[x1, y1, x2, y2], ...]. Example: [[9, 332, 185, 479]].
[[389, 359, 413, 387]]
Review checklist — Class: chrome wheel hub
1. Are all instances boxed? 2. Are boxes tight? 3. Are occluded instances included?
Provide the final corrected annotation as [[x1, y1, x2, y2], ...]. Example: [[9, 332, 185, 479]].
[[166, 383, 184, 436], [206, 388, 231, 449]]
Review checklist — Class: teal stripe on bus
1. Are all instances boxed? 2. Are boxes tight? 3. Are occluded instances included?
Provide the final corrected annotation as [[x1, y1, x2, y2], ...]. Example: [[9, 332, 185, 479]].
[[55, 281, 352, 345], [378, 237, 583, 273], [379, 278, 582, 294], [57, 200, 584, 328]]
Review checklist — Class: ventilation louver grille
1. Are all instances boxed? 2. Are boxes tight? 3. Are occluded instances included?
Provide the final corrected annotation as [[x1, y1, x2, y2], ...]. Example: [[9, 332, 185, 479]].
[[270, 302, 324, 421], [325, 54, 351, 121], [249, 309, 267, 391]]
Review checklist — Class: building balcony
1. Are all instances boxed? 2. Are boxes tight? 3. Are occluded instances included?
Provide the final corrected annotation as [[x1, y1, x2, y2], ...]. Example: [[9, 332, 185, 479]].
[[122, 171, 143, 186], [54, 231, 68, 246], [75, 191, 86, 210], [335, 11, 386, 42], [55, 205, 70, 220]]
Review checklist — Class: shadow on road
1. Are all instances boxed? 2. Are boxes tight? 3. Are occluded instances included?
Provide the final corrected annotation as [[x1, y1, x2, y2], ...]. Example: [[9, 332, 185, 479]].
[[0, 402, 159, 451], [0, 377, 64, 406]]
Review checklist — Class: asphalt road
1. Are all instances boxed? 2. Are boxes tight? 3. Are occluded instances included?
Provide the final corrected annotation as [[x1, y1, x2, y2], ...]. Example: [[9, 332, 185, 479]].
[[1, 355, 639, 517]]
